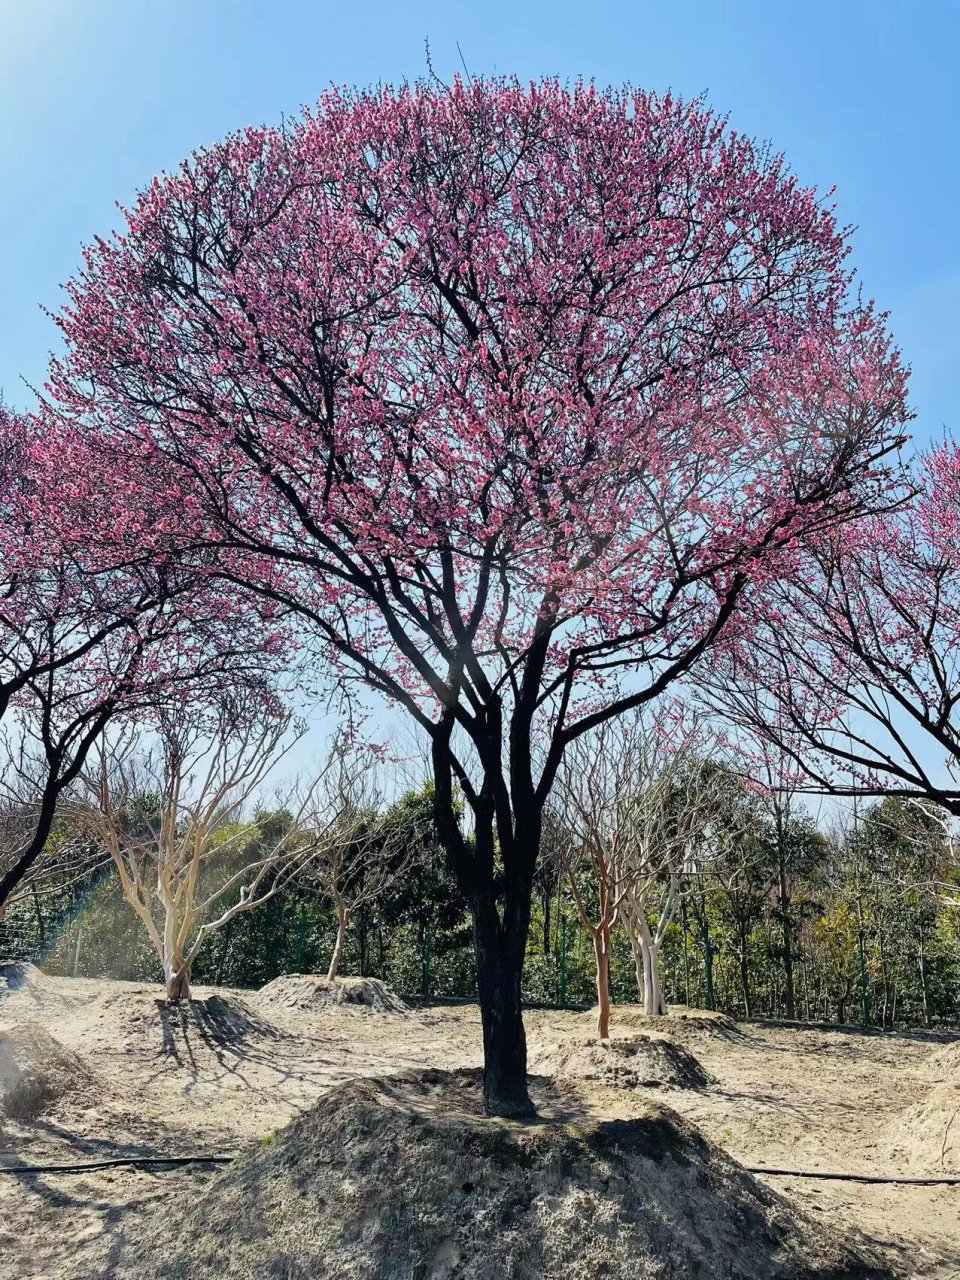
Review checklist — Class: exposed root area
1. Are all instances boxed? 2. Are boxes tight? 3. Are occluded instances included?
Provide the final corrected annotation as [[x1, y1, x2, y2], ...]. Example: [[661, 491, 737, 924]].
[[102, 989, 284, 1066], [590, 1005, 742, 1043]]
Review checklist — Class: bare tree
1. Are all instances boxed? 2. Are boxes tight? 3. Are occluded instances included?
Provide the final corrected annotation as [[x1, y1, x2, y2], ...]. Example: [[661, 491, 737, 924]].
[[553, 709, 719, 1030], [552, 730, 632, 1040], [611, 716, 720, 1018], [71, 694, 335, 1000], [300, 743, 427, 981]]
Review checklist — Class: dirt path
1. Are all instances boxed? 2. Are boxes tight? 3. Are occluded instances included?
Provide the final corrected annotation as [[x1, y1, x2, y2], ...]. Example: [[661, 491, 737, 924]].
[[1, 974, 959, 1278]]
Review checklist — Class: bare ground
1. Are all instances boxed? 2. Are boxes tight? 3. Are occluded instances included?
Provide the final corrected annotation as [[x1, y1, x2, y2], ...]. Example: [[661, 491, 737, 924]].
[[0, 972, 958, 1279]]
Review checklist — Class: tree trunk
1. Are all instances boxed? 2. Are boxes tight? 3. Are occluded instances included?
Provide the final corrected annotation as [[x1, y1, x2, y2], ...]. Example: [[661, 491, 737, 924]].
[[739, 927, 753, 1018], [429, 725, 536, 1119], [472, 893, 533, 1118], [592, 927, 612, 1040], [358, 906, 368, 977], [642, 940, 666, 1016], [918, 932, 930, 1028], [632, 916, 666, 1017], [630, 932, 645, 1008], [166, 964, 191, 1001], [777, 856, 796, 1020], [327, 903, 348, 981], [877, 927, 890, 1028]]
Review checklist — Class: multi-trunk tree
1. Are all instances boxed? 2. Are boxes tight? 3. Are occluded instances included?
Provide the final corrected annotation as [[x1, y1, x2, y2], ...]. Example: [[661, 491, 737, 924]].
[[48, 78, 908, 1114], [553, 708, 718, 1032], [72, 692, 334, 1000]]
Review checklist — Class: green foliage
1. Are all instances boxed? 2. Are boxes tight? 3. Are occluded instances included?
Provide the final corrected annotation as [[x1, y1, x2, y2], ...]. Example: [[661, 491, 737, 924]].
[[6, 789, 960, 1031]]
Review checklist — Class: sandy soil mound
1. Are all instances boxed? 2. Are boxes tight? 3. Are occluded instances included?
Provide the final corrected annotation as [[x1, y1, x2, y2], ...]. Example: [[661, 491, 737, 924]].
[[103, 988, 284, 1065], [589, 1005, 740, 1041], [532, 1033, 713, 1091], [257, 974, 410, 1015], [884, 1081, 960, 1173], [0, 1020, 99, 1121], [112, 1069, 889, 1280], [0, 962, 47, 1004], [669, 1009, 740, 1035], [881, 1034, 960, 1171], [923, 1039, 960, 1078]]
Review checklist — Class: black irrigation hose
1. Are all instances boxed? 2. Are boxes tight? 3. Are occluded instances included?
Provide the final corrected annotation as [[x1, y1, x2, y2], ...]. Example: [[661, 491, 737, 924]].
[[745, 1166, 960, 1186], [2, 1153, 960, 1185], [0, 1154, 236, 1176]]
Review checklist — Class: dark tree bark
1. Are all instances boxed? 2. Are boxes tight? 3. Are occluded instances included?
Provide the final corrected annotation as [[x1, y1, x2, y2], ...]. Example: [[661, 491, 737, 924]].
[[472, 891, 533, 1118], [431, 708, 539, 1117]]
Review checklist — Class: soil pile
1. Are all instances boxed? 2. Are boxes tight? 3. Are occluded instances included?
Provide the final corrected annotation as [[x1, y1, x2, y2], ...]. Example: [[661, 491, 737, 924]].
[[0, 1020, 99, 1121], [884, 1080, 960, 1173], [113, 1068, 888, 1280], [532, 1034, 713, 1090], [923, 1039, 960, 1079], [668, 1009, 740, 1036], [0, 962, 47, 1005], [102, 987, 284, 1065], [257, 974, 410, 1015], [593, 1005, 740, 1043], [879, 1040, 960, 1172]]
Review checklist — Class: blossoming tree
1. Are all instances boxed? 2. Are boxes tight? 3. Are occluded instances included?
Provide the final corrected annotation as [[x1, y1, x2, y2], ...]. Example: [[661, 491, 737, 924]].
[[0, 407, 285, 916], [48, 79, 908, 1114], [705, 445, 960, 815]]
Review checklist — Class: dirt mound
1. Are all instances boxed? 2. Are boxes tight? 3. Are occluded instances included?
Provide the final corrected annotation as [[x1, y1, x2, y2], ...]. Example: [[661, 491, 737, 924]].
[[532, 1034, 713, 1090], [884, 1081, 960, 1173], [923, 1039, 960, 1078], [0, 1020, 99, 1121], [669, 1009, 740, 1035], [104, 988, 284, 1064], [0, 962, 46, 1003], [112, 1067, 887, 1280], [257, 974, 409, 1015], [589, 1004, 740, 1041], [882, 1039, 960, 1171]]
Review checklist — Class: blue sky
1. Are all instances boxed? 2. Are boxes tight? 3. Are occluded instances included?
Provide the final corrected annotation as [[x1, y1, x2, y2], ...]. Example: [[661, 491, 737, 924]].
[[1, 0, 957, 444], [1, 1, 955, 796]]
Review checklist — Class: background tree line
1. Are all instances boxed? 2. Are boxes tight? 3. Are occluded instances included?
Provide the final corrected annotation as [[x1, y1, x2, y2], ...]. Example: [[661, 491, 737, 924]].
[[4, 766, 958, 1032]]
